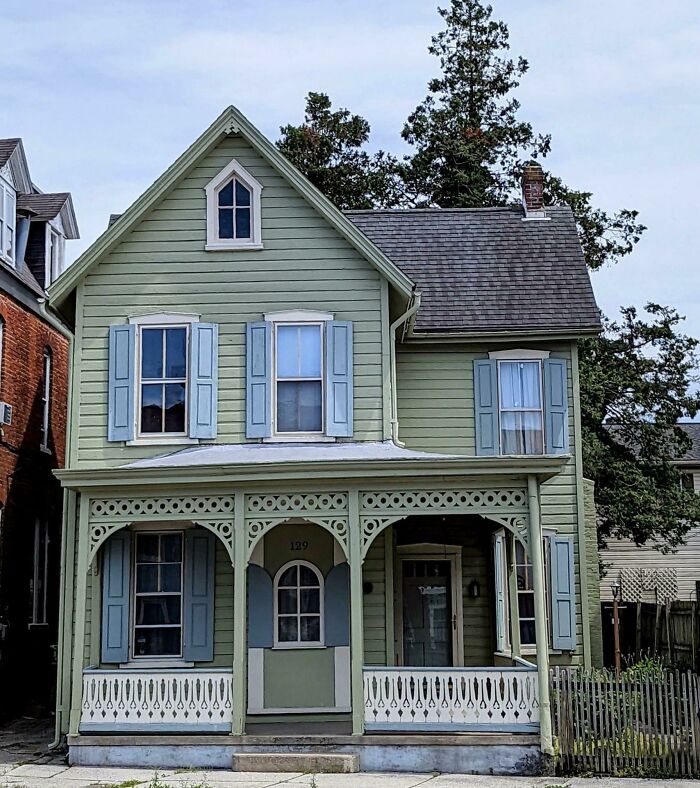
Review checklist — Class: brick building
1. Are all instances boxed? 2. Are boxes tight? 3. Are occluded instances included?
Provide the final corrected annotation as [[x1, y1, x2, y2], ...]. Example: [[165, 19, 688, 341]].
[[0, 139, 77, 717]]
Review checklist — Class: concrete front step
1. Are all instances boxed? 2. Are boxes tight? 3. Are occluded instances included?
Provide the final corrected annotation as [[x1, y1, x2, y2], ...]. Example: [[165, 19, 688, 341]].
[[232, 752, 359, 773]]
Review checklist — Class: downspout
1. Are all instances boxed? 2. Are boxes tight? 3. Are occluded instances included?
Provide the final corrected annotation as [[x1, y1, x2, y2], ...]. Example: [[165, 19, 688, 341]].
[[37, 298, 75, 750], [389, 289, 420, 446]]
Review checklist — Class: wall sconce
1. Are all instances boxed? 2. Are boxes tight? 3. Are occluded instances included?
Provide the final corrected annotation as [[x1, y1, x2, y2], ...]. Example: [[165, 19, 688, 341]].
[[468, 579, 481, 599]]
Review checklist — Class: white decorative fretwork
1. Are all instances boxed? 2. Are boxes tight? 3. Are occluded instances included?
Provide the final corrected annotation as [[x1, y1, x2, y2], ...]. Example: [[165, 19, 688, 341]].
[[80, 669, 233, 732], [245, 492, 349, 559], [87, 495, 235, 563], [359, 488, 529, 557], [363, 667, 539, 731]]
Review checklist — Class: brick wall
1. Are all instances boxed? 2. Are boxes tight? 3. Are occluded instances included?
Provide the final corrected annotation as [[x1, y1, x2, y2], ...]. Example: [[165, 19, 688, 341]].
[[0, 291, 69, 717]]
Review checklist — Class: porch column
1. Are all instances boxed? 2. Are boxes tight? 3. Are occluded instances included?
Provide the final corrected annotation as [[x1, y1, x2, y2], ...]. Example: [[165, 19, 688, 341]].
[[348, 487, 365, 735], [68, 494, 90, 735], [527, 475, 554, 756], [232, 492, 247, 735]]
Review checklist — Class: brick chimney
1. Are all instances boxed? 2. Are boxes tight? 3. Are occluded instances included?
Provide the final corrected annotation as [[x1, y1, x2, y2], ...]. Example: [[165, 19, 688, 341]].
[[521, 162, 545, 218]]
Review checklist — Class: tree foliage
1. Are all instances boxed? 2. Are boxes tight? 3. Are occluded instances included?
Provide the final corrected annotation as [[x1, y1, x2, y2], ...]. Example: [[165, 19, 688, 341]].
[[277, 92, 402, 209], [278, 0, 699, 548]]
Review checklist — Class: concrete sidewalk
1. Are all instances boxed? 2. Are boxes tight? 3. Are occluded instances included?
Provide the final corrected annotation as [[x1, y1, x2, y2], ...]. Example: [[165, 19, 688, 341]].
[[2, 764, 700, 788]]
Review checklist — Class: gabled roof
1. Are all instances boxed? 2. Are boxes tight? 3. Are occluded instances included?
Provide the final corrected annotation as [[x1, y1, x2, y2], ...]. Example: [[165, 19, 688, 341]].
[[17, 192, 79, 238], [345, 207, 601, 335], [48, 106, 414, 310], [0, 138, 31, 193]]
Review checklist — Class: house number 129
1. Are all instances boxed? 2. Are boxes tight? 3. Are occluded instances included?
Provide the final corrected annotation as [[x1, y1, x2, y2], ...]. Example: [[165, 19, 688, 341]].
[[290, 541, 309, 551]]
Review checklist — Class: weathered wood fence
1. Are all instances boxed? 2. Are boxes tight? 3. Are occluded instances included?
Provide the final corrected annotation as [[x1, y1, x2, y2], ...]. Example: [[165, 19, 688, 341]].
[[552, 667, 700, 776]]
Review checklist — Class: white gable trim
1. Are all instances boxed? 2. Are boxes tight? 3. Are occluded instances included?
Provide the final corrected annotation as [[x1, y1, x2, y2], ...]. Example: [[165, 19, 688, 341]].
[[204, 158, 263, 251]]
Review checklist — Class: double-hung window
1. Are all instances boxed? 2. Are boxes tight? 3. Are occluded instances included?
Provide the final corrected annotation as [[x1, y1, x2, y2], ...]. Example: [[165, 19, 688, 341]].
[[275, 323, 323, 434], [47, 228, 64, 285], [0, 178, 15, 265], [132, 532, 183, 658], [138, 326, 188, 436], [514, 539, 550, 647], [498, 360, 544, 455]]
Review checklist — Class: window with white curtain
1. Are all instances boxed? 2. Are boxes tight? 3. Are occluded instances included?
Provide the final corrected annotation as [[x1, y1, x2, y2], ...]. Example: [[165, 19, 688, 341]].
[[498, 360, 544, 455], [274, 323, 323, 434]]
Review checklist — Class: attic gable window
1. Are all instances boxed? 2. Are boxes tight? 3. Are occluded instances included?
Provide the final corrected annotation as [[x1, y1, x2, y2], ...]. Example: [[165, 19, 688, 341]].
[[205, 159, 262, 251], [0, 176, 16, 265]]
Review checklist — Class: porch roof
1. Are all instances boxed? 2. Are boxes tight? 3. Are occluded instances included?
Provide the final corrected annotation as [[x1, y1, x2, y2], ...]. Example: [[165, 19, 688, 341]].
[[55, 441, 569, 489], [122, 440, 456, 469]]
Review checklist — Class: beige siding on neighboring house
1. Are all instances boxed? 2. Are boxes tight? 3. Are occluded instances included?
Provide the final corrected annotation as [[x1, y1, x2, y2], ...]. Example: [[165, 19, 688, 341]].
[[76, 134, 387, 468]]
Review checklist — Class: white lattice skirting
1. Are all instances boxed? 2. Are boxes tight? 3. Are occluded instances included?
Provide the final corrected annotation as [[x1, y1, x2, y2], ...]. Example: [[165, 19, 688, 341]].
[[363, 667, 540, 732], [80, 669, 233, 732]]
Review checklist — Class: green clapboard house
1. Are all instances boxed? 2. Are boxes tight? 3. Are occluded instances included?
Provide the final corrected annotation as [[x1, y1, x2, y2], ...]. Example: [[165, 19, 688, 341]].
[[48, 106, 603, 774]]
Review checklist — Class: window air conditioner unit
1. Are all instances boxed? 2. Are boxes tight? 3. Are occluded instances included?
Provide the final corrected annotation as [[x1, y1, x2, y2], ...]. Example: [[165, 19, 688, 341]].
[[0, 402, 12, 426]]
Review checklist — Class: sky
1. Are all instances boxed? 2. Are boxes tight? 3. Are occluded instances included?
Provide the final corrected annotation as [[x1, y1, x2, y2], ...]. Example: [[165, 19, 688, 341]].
[[3, 0, 699, 363]]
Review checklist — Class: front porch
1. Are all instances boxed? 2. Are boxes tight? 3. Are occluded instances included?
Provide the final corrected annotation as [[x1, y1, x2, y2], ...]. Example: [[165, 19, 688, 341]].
[[56, 449, 569, 768]]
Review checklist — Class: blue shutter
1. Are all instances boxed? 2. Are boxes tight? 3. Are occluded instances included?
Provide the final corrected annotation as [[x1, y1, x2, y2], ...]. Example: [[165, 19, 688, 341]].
[[493, 534, 507, 652], [550, 535, 577, 650], [189, 323, 219, 439], [474, 359, 498, 456], [183, 529, 215, 662], [325, 562, 350, 647], [544, 358, 569, 454], [101, 530, 131, 664], [247, 565, 273, 648], [246, 321, 272, 438], [325, 321, 353, 437], [107, 324, 136, 442]]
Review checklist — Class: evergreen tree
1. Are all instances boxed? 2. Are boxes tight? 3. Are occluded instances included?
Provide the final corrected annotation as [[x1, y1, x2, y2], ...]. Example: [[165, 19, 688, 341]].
[[277, 92, 402, 209]]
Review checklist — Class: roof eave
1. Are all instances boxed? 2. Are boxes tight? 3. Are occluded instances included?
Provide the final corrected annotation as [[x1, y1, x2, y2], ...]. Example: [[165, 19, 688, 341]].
[[54, 453, 569, 490], [48, 106, 414, 309], [406, 326, 602, 343]]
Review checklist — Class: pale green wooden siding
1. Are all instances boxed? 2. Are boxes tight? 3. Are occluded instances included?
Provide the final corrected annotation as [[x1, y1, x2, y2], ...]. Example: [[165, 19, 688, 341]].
[[396, 342, 584, 663], [76, 135, 385, 467], [584, 479, 603, 667], [362, 531, 387, 664]]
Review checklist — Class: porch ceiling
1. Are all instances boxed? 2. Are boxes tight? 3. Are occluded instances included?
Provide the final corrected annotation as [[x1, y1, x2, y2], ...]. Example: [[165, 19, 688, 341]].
[[55, 441, 569, 490]]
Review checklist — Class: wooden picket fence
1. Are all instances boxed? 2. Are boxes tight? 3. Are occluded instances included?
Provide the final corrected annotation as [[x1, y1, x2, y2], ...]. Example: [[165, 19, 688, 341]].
[[551, 667, 700, 776]]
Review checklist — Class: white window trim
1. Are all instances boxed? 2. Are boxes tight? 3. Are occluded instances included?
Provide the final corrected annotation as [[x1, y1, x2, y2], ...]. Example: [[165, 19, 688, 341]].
[[40, 349, 52, 453], [273, 559, 325, 649], [488, 349, 551, 360], [45, 224, 65, 287], [130, 530, 185, 662], [496, 358, 545, 457], [127, 313, 200, 446], [205, 159, 263, 251], [0, 175, 16, 267], [269, 318, 330, 442]]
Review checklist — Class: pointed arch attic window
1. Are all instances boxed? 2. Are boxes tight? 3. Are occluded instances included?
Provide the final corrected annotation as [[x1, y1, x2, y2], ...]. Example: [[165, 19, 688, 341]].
[[205, 159, 263, 250]]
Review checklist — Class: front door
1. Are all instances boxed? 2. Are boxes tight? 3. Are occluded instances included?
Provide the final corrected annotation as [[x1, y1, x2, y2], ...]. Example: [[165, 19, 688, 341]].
[[401, 559, 454, 667]]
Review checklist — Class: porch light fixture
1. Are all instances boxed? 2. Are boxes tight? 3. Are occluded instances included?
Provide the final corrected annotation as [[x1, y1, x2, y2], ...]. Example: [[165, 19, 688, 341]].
[[468, 579, 481, 599], [611, 581, 621, 601]]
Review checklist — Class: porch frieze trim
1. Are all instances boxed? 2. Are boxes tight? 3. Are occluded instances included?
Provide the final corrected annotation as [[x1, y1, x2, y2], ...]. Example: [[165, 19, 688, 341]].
[[359, 487, 529, 558], [246, 515, 349, 560], [89, 495, 235, 520]]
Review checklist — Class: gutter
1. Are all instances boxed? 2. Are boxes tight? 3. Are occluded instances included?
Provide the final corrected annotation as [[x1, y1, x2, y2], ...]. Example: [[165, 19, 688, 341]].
[[36, 298, 75, 750], [389, 289, 421, 445]]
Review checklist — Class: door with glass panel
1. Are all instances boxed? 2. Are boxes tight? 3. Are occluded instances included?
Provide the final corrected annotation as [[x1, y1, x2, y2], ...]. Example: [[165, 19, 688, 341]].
[[396, 547, 464, 667]]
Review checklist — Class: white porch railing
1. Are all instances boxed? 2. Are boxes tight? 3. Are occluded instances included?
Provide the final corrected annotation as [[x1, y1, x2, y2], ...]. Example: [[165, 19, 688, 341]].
[[363, 666, 539, 732], [80, 669, 233, 732]]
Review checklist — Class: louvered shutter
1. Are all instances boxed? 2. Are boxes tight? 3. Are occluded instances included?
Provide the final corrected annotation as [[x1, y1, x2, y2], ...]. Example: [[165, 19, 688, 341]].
[[493, 533, 507, 652]]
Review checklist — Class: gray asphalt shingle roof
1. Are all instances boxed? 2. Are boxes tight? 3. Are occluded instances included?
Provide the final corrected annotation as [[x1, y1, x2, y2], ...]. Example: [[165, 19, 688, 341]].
[[345, 205, 601, 334], [16, 192, 71, 221], [0, 139, 20, 168], [679, 424, 700, 463]]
